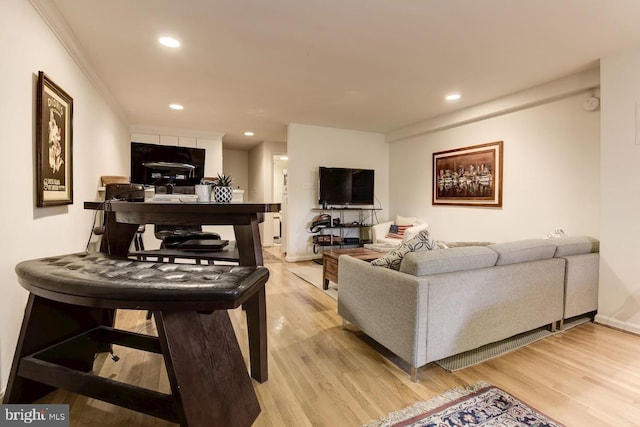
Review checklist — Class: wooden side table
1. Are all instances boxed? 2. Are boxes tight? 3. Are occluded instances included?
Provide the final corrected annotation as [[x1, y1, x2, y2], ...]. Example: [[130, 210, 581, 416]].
[[322, 248, 384, 289]]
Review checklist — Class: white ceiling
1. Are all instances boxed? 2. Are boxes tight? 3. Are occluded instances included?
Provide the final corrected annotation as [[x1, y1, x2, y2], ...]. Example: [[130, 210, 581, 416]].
[[36, 0, 640, 150]]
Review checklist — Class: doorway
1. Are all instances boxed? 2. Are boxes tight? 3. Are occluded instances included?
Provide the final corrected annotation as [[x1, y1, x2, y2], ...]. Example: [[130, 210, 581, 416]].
[[272, 154, 288, 252]]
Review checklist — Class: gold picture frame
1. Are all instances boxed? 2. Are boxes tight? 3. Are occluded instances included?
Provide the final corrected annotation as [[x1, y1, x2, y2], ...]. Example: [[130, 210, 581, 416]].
[[432, 141, 503, 207]]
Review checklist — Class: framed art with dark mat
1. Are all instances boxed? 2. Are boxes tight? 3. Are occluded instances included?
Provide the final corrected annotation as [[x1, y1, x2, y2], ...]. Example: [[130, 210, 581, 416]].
[[433, 141, 503, 207], [36, 71, 73, 207]]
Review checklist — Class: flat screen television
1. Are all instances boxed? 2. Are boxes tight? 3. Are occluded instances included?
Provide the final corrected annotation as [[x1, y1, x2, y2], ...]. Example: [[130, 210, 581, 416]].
[[318, 167, 375, 206], [130, 142, 206, 186]]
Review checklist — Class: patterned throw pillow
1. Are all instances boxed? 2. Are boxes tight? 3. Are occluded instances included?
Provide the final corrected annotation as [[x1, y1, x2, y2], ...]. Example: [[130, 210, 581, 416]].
[[386, 224, 413, 239], [544, 229, 566, 239], [371, 229, 437, 270]]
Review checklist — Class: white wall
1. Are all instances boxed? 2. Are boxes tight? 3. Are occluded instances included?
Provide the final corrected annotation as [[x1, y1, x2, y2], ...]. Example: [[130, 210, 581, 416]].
[[389, 73, 600, 244], [247, 141, 287, 202], [223, 149, 249, 192], [248, 143, 266, 203], [598, 47, 640, 334], [248, 141, 287, 246], [0, 2, 130, 391], [286, 124, 388, 261]]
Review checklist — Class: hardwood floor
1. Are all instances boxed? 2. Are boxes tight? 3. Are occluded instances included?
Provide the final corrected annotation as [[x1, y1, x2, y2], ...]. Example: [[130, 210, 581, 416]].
[[33, 251, 640, 426]]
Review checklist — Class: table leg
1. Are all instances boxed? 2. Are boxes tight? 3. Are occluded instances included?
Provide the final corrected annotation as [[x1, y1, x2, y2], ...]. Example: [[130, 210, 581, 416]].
[[233, 214, 268, 382], [101, 210, 138, 256], [154, 310, 261, 427], [233, 215, 268, 383], [233, 215, 263, 267], [244, 287, 268, 382]]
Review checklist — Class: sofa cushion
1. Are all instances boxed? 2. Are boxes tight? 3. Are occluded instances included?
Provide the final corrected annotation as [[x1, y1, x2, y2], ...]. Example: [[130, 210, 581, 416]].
[[371, 229, 437, 270], [396, 215, 418, 226], [400, 246, 498, 276], [553, 236, 599, 257], [402, 222, 429, 242], [376, 236, 405, 245], [488, 239, 556, 265]]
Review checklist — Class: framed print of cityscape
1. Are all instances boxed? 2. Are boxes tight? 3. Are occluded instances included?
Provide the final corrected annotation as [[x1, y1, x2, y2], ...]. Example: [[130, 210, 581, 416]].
[[432, 141, 503, 207]]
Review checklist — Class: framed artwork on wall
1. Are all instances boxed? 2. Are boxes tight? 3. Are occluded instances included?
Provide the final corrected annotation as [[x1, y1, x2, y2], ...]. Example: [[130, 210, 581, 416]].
[[36, 71, 73, 207], [432, 141, 503, 207]]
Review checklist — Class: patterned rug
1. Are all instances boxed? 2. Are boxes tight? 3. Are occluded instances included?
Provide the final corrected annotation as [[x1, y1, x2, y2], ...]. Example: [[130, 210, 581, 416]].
[[364, 382, 564, 427], [288, 264, 338, 300]]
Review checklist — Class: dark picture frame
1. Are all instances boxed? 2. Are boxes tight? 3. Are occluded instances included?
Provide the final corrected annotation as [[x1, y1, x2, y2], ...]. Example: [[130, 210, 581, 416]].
[[432, 141, 503, 207], [36, 71, 73, 207]]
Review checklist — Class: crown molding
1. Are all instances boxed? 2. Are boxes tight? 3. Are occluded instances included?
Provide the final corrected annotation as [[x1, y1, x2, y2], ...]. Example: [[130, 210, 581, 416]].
[[29, 0, 130, 126]]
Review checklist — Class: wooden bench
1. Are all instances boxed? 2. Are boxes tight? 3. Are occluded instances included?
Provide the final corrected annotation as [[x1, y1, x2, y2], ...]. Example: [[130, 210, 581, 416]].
[[3, 252, 269, 427]]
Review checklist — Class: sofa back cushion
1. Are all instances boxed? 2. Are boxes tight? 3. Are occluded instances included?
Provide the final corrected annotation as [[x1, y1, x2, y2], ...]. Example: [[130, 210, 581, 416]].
[[396, 215, 419, 226], [400, 246, 498, 276], [489, 239, 556, 266], [553, 236, 599, 257]]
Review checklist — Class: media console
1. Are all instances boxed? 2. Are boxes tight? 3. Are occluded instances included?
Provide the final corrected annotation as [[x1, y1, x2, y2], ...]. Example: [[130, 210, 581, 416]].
[[310, 207, 381, 260]]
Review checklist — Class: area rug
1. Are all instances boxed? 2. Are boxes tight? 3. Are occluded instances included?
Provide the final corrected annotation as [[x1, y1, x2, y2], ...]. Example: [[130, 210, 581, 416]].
[[364, 382, 565, 427], [435, 327, 558, 371], [288, 265, 338, 300], [262, 250, 284, 263]]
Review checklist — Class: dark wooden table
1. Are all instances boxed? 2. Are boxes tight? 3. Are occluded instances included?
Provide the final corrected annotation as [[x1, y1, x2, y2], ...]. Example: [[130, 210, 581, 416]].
[[85, 201, 280, 266], [322, 247, 385, 289], [83, 200, 280, 383]]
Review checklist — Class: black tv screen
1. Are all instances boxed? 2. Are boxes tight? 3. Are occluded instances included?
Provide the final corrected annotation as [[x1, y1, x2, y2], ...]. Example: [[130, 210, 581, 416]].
[[130, 142, 205, 186], [319, 167, 374, 206]]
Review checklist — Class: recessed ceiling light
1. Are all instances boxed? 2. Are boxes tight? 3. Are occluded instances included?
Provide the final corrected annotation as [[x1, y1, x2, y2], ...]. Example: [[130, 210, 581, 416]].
[[445, 93, 461, 101], [159, 36, 180, 48], [169, 104, 184, 110], [244, 131, 255, 136]]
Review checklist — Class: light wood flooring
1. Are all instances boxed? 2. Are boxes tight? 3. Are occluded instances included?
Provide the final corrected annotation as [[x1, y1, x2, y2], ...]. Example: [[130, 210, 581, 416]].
[[32, 250, 640, 426]]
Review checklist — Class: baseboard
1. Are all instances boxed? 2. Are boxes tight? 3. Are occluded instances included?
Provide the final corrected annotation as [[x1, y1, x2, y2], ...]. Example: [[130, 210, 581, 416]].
[[285, 254, 322, 263], [595, 314, 640, 335]]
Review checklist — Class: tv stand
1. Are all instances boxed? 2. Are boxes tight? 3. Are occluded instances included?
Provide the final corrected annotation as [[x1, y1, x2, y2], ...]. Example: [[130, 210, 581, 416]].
[[310, 206, 381, 256]]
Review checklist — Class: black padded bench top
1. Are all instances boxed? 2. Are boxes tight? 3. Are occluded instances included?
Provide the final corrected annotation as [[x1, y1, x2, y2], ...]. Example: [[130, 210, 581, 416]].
[[15, 252, 269, 310]]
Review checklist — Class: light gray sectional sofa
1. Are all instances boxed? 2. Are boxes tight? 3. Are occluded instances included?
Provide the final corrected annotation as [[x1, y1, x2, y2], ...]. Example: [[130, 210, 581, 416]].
[[337, 236, 599, 381]]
